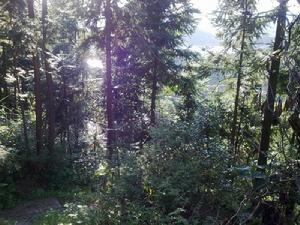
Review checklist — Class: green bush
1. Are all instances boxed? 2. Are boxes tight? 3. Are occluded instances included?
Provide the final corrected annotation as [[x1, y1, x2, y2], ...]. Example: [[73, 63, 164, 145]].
[[0, 146, 20, 209], [33, 210, 72, 225], [140, 109, 232, 222], [81, 104, 240, 224]]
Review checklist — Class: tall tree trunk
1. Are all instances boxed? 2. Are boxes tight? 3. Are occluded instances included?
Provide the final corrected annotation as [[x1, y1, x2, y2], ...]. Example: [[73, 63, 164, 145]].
[[235, 93, 246, 156], [42, 0, 55, 153], [18, 75, 30, 153], [28, 1, 43, 155], [62, 73, 69, 154], [74, 122, 79, 150], [0, 44, 9, 109], [67, 122, 71, 158], [12, 43, 18, 116], [0, 45, 4, 100], [13, 56, 18, 118], [105, 0, 114, 164], [150, 57, 158, 125], [33, 53, 43, 155], [27, 0, 34, 18], [231, 0, 248, 157], [254, 0, 287, 190]]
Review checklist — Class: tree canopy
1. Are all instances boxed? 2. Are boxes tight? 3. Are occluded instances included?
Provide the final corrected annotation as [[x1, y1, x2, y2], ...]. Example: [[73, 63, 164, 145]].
[[1, 0, 300, 224]]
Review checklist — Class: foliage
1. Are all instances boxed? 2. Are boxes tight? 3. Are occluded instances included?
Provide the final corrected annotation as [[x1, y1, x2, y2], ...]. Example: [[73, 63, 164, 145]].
[[1, 0, 300, 224]]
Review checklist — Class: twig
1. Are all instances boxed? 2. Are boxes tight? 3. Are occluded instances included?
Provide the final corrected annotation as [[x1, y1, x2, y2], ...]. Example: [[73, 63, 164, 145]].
[[0, 1, 9, 13], [224, 198, 247, 225], [288, 13, 300, 48], [240, 200, 261, 225]]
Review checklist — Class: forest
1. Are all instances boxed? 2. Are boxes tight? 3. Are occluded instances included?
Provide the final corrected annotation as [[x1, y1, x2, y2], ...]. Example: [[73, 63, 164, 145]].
[[0, 0, 300, 224]]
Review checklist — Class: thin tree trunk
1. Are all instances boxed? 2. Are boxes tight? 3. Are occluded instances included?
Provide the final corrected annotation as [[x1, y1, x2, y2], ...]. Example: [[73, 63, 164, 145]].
[[42, 0, 55, 153], [1, 44, 9, 108], [12, 44, 18, 116], [29, 4, 43, 155], [150, 57, 158, 125], [235, 93, 246, 156], [18, 74, 30, 153], [13, 74, 18, 117], [0, 45, 4, 100], [20, 75, 30, 153], [62, 74, 69, 154], [27, 0, 34, 18], [67, 124, 71, 157], [231, 0, 248, 157], [105, 0, 114, 165], [74, 122, 79, 149], [33, 52, 43, 155], [254, 0, 287, 190]]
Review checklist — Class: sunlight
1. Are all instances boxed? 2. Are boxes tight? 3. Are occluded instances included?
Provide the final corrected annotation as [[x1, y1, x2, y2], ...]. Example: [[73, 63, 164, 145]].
[[117, 0, 127, 7], [191, 0, 300, 35], [86, 58, 104, 69], [191, 0, 218, 34]]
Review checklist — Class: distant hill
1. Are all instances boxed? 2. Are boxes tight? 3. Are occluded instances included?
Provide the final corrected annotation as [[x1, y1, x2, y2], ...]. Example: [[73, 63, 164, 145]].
[[187, 29, 219, 47], [187, 29, 274, 51]]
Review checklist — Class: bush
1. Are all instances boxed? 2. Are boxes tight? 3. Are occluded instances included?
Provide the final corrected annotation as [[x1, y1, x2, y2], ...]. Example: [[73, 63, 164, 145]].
[[82, 104, 240, 224], [140, 108, 232, 222], [0, 146, 20, 209]]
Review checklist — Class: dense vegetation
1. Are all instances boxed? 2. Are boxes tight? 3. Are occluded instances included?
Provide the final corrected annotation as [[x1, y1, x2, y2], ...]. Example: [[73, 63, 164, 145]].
[[0, 0, 300, 224]]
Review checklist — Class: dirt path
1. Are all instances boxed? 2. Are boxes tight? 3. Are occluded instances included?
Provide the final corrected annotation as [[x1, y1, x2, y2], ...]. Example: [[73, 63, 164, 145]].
[[0, 197, 62, 225]]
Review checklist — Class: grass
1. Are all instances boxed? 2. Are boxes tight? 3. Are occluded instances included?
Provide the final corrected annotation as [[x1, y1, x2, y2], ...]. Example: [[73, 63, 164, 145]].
[[0, 218, 16, 225]]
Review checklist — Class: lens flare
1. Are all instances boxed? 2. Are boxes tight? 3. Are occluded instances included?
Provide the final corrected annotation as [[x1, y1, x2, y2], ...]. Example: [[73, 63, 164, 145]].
[[86, 58, 104, 69]]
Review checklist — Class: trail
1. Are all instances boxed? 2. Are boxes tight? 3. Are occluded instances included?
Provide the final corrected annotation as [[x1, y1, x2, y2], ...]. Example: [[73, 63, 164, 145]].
[[0, 197, 62, 225]]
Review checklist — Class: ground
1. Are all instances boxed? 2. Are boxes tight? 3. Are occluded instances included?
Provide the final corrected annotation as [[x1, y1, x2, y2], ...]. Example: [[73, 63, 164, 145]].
[[0, 197, 62, 225]]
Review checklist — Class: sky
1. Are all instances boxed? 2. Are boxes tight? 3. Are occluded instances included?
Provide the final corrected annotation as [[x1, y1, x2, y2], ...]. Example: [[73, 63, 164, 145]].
[[189, 0, 300, 49], [86, 0, 300, 67]]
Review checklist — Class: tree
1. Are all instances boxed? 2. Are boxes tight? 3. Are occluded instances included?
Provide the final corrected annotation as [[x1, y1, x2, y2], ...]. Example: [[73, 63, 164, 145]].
[[33, 52, 43, 155], [214, 0, 266, 157], [104, 0, 115, 165], [24, 0, 44, 155], [254, 0, 287, 190], [42, 0, 56, 153], [231, 0, 248, 155], [27, 0, 34, 18], [122, 0, 197, 127]]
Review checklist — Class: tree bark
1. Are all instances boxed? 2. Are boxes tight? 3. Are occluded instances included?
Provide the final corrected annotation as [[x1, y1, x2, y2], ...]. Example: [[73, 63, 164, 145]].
[[0, 44, 9, 111], [150, 57, 158, 125], [27, 0, 34, 18], [18, 75, 30, 153], [42, 0, 55, 153], [0, 45, 4, 100], [33, 53, 43, 155], [254, 0, 287, 190], [27, 0, 43, 155], [105, 0, 114, 164], [12, 47, 18, 118], [235, 94, 246, 156]]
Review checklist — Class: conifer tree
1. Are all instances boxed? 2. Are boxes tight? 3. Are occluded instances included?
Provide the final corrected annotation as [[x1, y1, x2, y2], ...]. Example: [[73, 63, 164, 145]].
[[254, 0, 287, 190], [214, 0, 266, 156], [42, 0, 56, 153]]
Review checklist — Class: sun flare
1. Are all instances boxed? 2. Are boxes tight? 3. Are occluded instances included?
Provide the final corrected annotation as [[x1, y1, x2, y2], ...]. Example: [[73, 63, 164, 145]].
[[86, 58, 104, 69]]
